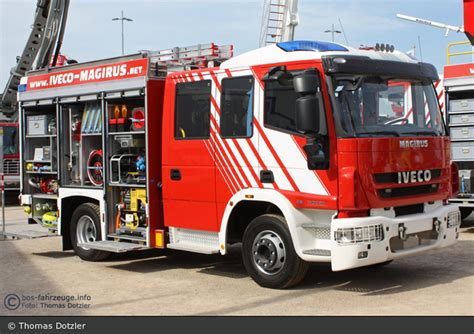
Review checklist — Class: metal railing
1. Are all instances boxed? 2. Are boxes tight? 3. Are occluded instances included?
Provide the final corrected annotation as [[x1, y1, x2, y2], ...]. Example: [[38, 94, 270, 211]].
[[3, 159, 20, 175], [447, 40, 474, 64]]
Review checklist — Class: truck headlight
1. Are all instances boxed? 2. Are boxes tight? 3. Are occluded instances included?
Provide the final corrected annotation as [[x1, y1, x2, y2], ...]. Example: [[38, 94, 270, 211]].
[[335, 224, 384, 244], [447, 211, 461, 228]]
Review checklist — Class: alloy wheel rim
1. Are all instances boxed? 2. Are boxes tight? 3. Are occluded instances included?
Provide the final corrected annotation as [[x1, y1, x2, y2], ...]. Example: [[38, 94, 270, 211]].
[[76, 215, 97, 250], [251, 230, 286, 275]]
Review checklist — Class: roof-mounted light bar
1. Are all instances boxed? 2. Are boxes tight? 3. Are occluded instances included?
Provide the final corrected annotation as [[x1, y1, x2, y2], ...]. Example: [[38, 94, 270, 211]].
[[277, 40, 349, 52]]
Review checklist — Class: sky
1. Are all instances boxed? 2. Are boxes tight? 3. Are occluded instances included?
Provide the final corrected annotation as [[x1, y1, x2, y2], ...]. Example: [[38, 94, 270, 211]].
[[0, 0, 470, 89]]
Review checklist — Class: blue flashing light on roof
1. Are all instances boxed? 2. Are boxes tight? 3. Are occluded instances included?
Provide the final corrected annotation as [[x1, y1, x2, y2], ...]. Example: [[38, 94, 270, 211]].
[[18, 84, 27, 93], [276, 40, 349, 52]]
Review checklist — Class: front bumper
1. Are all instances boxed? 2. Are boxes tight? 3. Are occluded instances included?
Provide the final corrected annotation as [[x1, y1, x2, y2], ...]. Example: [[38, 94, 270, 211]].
[[330, 204, 460, 271]]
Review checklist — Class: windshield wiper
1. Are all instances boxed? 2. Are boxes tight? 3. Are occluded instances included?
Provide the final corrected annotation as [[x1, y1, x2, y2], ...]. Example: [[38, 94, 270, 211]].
[[400, 130, 439, 136], [356, 131, 401, 137]]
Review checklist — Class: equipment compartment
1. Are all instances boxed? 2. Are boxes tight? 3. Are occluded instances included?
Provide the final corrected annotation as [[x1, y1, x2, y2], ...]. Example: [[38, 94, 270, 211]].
[[450, 126, 474, 141], [452, 142, 474, 161], [449, 112, 474, 126], [105, 94, 148, 243], [106, 96, 146, 187], [60, 101, 103, 187], [108, 187, 148, 240], [22, 104, 58, 196], [450, 98, 474, 112]]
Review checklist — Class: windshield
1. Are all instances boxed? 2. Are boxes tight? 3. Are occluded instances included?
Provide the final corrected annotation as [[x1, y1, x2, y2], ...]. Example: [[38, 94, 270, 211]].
[[332, 76, 445, 137], [2, 126, 19, 155]]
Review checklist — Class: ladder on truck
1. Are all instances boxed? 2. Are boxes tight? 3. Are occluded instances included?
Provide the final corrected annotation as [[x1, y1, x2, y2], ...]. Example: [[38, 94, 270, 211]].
[[1, 0, 70, 119], [259, 0, 299, 47], [146, 43, 234, 74]]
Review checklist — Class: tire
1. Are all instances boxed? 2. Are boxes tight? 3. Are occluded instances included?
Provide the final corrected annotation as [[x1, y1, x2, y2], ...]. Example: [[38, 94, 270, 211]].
[[70, 203, 110, 262], [460, 207, 473, 221], [242, 214, 308, 289]]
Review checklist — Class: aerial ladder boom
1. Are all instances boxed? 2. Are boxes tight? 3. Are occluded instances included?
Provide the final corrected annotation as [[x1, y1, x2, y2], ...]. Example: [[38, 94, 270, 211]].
[[259, 0, 299, 47], [396, 14, 464, 37], [0, 0, 70, 119], [397, 0, 473, 46]]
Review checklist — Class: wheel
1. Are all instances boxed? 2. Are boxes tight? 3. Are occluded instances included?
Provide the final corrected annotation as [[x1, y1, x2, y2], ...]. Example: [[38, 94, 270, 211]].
[[242, 214, 308, 289], [70, 203, 110, 261], [460, 207, 473, 221]]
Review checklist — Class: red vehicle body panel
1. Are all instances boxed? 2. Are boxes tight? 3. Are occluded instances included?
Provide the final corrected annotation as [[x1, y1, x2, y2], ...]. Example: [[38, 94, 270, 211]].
[[162, 73, 218, 232], [146, 79, 166, 244]]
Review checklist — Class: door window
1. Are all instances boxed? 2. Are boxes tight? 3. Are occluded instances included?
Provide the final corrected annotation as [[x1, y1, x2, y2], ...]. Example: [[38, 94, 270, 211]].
[[174, 80, 212, 139], [264, 75, 299, 134], [220, 76, 254, 138]]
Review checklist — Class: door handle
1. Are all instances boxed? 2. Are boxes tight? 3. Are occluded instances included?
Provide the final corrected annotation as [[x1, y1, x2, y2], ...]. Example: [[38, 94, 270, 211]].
[[170, 169, 181, 181]]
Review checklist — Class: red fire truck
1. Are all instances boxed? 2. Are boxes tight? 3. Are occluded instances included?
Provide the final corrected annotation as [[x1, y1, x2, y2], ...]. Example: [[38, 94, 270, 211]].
[[17, 41, 461, 288], [0, 122, 20, 196]]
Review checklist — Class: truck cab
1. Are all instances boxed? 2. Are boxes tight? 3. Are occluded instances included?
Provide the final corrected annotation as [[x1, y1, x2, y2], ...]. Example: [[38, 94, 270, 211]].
[[17, 41, 461, 289]]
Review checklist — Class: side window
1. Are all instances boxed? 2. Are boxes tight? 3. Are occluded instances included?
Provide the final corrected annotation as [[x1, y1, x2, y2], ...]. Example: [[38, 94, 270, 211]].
[[174, 80, 211, 139], [220, 76, 254, 138], [264, 74, 299, 134]]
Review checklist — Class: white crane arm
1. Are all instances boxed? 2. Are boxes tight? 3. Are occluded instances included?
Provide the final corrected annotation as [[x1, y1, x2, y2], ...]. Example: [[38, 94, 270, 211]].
[[396, 14, 464, 34]]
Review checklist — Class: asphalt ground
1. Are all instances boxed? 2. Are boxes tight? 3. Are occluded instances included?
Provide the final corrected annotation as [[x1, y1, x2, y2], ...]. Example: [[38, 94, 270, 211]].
[[0, 205, 473, 316]]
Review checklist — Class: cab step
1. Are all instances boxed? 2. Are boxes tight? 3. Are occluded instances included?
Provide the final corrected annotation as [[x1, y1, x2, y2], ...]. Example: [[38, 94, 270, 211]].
[[303, 248, 331, 256], [166, 243, 219, 254], [167, 227, 220, 255], [77, 240, 149, 253]]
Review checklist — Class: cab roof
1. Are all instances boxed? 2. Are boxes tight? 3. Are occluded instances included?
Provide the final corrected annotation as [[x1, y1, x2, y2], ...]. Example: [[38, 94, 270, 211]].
[[221, 40, 418, 69]]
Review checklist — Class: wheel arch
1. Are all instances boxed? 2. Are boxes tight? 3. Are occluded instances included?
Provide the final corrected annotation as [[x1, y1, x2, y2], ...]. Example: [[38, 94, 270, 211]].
[[218, 189, 301, 255], [226, 200, 284, 244], [59, 195, 101, 251]]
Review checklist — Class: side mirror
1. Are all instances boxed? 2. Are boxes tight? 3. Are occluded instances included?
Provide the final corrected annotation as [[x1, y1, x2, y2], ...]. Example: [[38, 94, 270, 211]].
[[295, 95, 321, 135], [263, 66, 294, 86], [293, 69, 319, 94], [294, 69, 328, 169], [294, 69, 323, 135]]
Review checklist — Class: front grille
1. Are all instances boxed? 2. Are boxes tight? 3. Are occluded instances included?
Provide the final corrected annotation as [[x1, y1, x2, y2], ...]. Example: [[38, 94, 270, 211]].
[[394, 203, 424, 217], [378, 184, 439, 198], [3, 159, 20, 175], [373, 169, 442, 184]]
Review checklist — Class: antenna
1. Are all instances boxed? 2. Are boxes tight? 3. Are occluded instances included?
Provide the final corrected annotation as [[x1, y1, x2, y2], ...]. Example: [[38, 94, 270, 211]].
[[338, 18, 349, 45], [418, 36, 423, 62]]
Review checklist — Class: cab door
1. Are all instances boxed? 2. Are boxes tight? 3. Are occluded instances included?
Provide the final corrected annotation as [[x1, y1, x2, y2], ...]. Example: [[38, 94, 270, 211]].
[[162, 78, 218, 232]]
